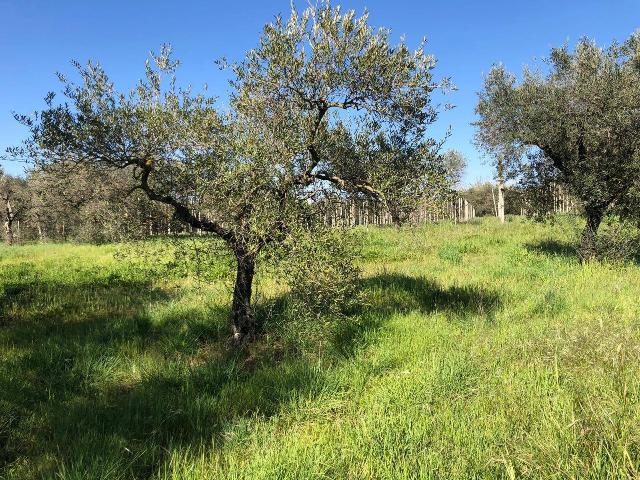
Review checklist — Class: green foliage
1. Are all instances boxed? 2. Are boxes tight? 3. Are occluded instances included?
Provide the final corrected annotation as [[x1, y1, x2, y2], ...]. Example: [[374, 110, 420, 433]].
[[442, 149, 467, 189], [114, 236, 233, 282], [278, 227, 361, 319], [363, 130, 451, 225], [265, 226, 362, 351], [516, 152, 562, 220], [475, 32, 640, 257], [596, 217, 640, 263]]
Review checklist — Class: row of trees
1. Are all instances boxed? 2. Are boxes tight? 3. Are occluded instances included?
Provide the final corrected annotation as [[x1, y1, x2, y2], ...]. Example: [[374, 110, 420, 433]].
[[3, 161, 582, 247], [0, 165, 209, 244], [1, 146, 468, 244], [1, 155, 466, 245], [461, 182, 578, 219]]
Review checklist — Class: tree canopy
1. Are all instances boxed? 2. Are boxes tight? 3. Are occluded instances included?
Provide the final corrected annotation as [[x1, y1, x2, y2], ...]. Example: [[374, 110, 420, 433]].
[[475, 33, 640, 259], [13, 2, 450, 343]]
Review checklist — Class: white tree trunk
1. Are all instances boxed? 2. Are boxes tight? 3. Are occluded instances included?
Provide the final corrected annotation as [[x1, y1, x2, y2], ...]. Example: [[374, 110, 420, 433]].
[[491, 184, 498, 217], [4, 198, 14, 245], [497, 178, 505, 224]]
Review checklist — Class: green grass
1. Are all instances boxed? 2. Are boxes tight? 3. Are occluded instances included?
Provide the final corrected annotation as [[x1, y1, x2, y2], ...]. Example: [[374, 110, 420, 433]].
[[2, 217, 640, 479]]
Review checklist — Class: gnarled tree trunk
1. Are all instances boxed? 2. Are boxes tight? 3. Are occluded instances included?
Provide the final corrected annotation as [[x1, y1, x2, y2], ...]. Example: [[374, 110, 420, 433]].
[[230, 249, 257, 344], [579, 206, 605, 263]]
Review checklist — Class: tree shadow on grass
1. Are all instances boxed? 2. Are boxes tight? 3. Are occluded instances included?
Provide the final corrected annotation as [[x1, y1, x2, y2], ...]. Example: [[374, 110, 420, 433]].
[[0, 274, 326, 479], [1, 269, 501, 478], [525, 239, 578, 259], [334, 273, 502, 357]]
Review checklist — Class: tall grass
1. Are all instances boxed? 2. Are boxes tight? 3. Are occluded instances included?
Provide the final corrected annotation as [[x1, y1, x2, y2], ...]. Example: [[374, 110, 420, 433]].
[[1, 217, 639, 479]]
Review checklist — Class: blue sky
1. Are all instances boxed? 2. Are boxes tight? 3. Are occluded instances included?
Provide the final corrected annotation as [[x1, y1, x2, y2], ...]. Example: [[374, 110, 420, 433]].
[[1, 1, 638, 184]]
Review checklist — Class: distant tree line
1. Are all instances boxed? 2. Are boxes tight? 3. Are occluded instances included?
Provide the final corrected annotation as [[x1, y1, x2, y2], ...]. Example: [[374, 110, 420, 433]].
[[0, 166, 182, 244], [1, 145, 467, 245], [462, 181, 579, 219]]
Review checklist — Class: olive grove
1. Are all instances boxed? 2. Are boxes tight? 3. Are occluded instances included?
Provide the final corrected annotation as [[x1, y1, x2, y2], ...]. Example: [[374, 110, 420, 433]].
[[12, 3, 452, 343]]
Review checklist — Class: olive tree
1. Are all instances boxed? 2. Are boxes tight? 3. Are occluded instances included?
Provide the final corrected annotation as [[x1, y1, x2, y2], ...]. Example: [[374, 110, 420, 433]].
[[474, 140, 522, 224], [474, 66, 525, 224], [442, 149, 467, 190], [475, 34, 640, 259], [357, 128, 449, 226], [14, 3, 448, 343]]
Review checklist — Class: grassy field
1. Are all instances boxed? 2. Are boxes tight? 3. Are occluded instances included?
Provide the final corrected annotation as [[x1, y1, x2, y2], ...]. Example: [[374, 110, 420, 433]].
[[1, 217, 640, 479]]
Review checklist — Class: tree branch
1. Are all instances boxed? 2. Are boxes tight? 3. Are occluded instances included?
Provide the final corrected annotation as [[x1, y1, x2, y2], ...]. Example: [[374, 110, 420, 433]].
[[311, 171, 383, 198], [135, 166, 235, 243]]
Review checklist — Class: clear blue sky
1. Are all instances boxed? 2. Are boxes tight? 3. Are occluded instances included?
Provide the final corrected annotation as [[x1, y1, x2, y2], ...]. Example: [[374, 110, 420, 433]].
[[1, 0, 638, 184]]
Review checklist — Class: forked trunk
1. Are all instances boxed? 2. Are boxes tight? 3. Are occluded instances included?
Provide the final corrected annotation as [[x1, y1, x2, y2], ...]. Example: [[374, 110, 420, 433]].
[[230, 250, 257, 344], [579, 206, 604, 263]]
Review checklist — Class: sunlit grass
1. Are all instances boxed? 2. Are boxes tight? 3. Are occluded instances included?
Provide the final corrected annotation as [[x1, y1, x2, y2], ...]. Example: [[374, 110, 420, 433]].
[[1, 216, 640, 479]]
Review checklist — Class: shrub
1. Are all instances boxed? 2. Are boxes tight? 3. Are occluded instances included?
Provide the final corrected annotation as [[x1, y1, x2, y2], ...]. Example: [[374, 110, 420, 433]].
[[266, 227, 363, 352], [596, 217, 640, 263]]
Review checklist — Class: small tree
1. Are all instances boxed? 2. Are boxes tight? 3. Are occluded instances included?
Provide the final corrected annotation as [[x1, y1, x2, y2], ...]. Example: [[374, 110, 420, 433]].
[[362, 128, 449, 226], [14, 3, 448, 343], [442, 149, 467, 190], [473, 66, 524, 224], [475, 34, 640, 259], [0, 169, 29, 245]]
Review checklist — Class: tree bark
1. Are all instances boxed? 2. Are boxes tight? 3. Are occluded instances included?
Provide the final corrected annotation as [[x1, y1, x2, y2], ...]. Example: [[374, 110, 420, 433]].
[[3, 198, 14, 246], [579, 206, 605, 263], [390, 210, 404, 227], [3, 220, 13, 246], [491, 184, 498, 217], [230, 249, 257, 344], [497, 177, 505, 224]]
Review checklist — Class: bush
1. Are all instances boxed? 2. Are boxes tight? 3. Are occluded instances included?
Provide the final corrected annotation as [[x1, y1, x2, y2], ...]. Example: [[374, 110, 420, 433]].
[[266, 226, 363, 352], [596, 217, 640, 263]]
